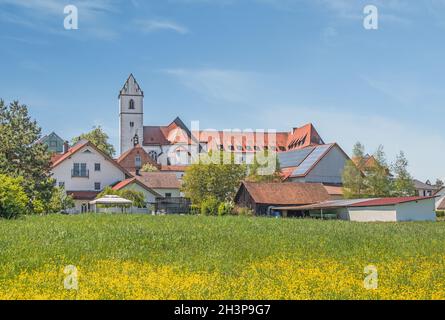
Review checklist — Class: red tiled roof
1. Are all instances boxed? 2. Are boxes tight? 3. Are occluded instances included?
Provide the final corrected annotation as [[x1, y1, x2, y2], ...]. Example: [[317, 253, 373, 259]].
[[323, 185, 343, 196], [51, 140, 132, 177], [50, 153, 64, 164], [112, 177, 162, 197], [350, 196, 435, 207], [51, 140, 89, 167], [286, 123, 324, 150], [237, 182, 330, 205], [67, 191, 100, 200], [142, 118, 324, 153], [136, 172, 181, 189], [160, 165, 188, 172]]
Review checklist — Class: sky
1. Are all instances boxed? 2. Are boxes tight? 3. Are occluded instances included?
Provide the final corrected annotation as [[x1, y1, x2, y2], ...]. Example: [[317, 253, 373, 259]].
[[0, 0, 444, 181]]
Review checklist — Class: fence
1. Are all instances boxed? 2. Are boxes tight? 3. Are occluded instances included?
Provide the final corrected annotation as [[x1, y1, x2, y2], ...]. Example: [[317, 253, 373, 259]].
[[155, 197, 191, 214]]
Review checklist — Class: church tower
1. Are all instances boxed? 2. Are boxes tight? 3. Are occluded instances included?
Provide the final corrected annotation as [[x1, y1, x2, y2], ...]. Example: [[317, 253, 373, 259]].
[[119, 74, 144, 155]]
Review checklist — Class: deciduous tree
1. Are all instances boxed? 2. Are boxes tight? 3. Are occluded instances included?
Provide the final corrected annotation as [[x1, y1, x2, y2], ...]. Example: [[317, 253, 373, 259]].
[[72, 126, 116, 157]]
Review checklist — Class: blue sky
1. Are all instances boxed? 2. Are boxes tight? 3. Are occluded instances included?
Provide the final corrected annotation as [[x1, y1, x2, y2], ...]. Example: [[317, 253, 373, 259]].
[[1, 0, 444, 181]]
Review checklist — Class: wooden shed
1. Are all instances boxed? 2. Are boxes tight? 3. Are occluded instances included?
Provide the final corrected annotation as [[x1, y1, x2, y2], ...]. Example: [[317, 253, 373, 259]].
[[234, 181, 330, 216]]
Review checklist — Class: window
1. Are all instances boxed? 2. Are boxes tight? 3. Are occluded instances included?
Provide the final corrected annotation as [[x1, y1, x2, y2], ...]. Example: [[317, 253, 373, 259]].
[[135, 155, 141, 168], [130, 122, 134, 128], [219, 145, 224, 151], [129, 99, 135, 110], [237, 145, 243, 151], [94, 182, 101, 191], [165, 193, 172, 198], [50, 141, 57, 147], [245, 146, 252, 151], [72, 163, 88, 177], [149, 151, 158, 162], [94, 163, 101, 171], [58, 181, 65, 188]]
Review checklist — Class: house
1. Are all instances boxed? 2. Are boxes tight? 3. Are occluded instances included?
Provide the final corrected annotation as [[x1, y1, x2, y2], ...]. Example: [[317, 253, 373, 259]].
[[282, 197, 436, 222], [278, 143, 350, 185], [111, 177, 162, 207], [134, 172, 182, 198], [50, 139, 132, 213], [38, 132, 67, 154], [234, 181, 330, 216], [414, 179, 440, 197], [116, 144, 159, 173]]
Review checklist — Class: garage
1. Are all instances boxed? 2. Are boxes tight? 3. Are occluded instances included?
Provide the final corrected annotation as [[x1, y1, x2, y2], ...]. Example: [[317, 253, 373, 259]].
[[275, 196, 437, 222]]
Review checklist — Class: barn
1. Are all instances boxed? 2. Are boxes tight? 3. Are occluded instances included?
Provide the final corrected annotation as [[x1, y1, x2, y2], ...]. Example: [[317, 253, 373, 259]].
[[234, 181, 330, 216], [278, 197, 437, 222]]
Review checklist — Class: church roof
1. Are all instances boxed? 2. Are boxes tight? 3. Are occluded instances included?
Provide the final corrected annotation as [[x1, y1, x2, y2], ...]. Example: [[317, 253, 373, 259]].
[[119, 73, 144, 97]]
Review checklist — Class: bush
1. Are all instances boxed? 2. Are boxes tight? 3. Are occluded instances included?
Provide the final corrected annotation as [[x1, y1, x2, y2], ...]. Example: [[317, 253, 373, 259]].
[[218, 202, 234, 216], [200, 197, 219, 216], [48, 187, 75, 213], [190, 204, 201, 215], [436, 211, 445, 218], [234, 206, 254, 217], [0, 175, 29, 219]]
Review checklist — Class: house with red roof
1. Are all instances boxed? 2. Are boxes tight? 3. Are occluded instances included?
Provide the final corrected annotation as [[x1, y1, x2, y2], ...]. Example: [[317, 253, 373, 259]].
[[111, 178, 162, 208], [50, 139, 133, 213]]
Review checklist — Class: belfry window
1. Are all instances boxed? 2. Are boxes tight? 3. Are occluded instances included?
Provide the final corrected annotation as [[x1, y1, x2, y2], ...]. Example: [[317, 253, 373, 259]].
[[130, 122, 134, 128], [129, 99, 135, 110]]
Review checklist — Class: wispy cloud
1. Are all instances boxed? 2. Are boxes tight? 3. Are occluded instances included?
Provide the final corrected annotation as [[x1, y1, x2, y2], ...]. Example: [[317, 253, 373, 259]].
[[164, 68, 261, 103], [135, 19, 189, 34]]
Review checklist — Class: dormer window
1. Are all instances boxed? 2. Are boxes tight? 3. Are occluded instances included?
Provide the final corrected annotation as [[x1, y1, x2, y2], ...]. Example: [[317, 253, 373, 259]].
[[129, 99, 135, 110]]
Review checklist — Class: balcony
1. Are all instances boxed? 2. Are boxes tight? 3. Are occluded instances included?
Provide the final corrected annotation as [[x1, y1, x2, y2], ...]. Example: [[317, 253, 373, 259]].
[[71, 169, 89, 178]]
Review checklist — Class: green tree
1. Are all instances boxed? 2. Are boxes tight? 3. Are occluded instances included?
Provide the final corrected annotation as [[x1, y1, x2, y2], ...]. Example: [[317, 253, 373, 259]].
[[391, 151, 416, 197], [435, 179, 444, 189], [342, 142, 367, 198], [0, 100, 54, 213], [246, 151, 282, 183], [72, 126, 116, 157], [0, 174, 29, 219], [366, 145, 392, 197], [48, 187, 75, 213], [182, 151, 247, 206], [98, 187, 146, 208]]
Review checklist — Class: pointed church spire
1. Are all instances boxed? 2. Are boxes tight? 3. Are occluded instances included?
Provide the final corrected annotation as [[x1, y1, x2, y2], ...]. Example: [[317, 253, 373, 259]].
[[119, 73, 144, 97]]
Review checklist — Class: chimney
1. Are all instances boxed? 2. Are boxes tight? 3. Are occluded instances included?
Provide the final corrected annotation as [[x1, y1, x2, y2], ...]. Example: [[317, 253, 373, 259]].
[[63, 141, 69, 154]]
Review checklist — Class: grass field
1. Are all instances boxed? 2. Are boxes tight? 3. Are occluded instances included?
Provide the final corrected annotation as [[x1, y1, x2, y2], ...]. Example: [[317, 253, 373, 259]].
[[0, 214, 444, 300]]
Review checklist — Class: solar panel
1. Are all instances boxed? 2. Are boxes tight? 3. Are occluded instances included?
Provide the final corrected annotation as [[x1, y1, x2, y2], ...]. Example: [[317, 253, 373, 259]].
[[292, 145, 332, 176], [278, 146, 315, 168]]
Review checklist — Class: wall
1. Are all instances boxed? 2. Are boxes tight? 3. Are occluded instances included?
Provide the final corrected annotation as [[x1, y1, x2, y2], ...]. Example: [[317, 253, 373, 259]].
[[153, 188, 181, 198], [346, 206, 397, 222], [396, 199, 436, 222], [120, 183, 158, 204], [303, 145, 348, 185], [51, 145, 126, 191]]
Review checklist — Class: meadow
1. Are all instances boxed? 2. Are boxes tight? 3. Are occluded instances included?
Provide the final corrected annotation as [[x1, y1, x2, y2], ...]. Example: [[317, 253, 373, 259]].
[[0, 214, 444, 300]]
